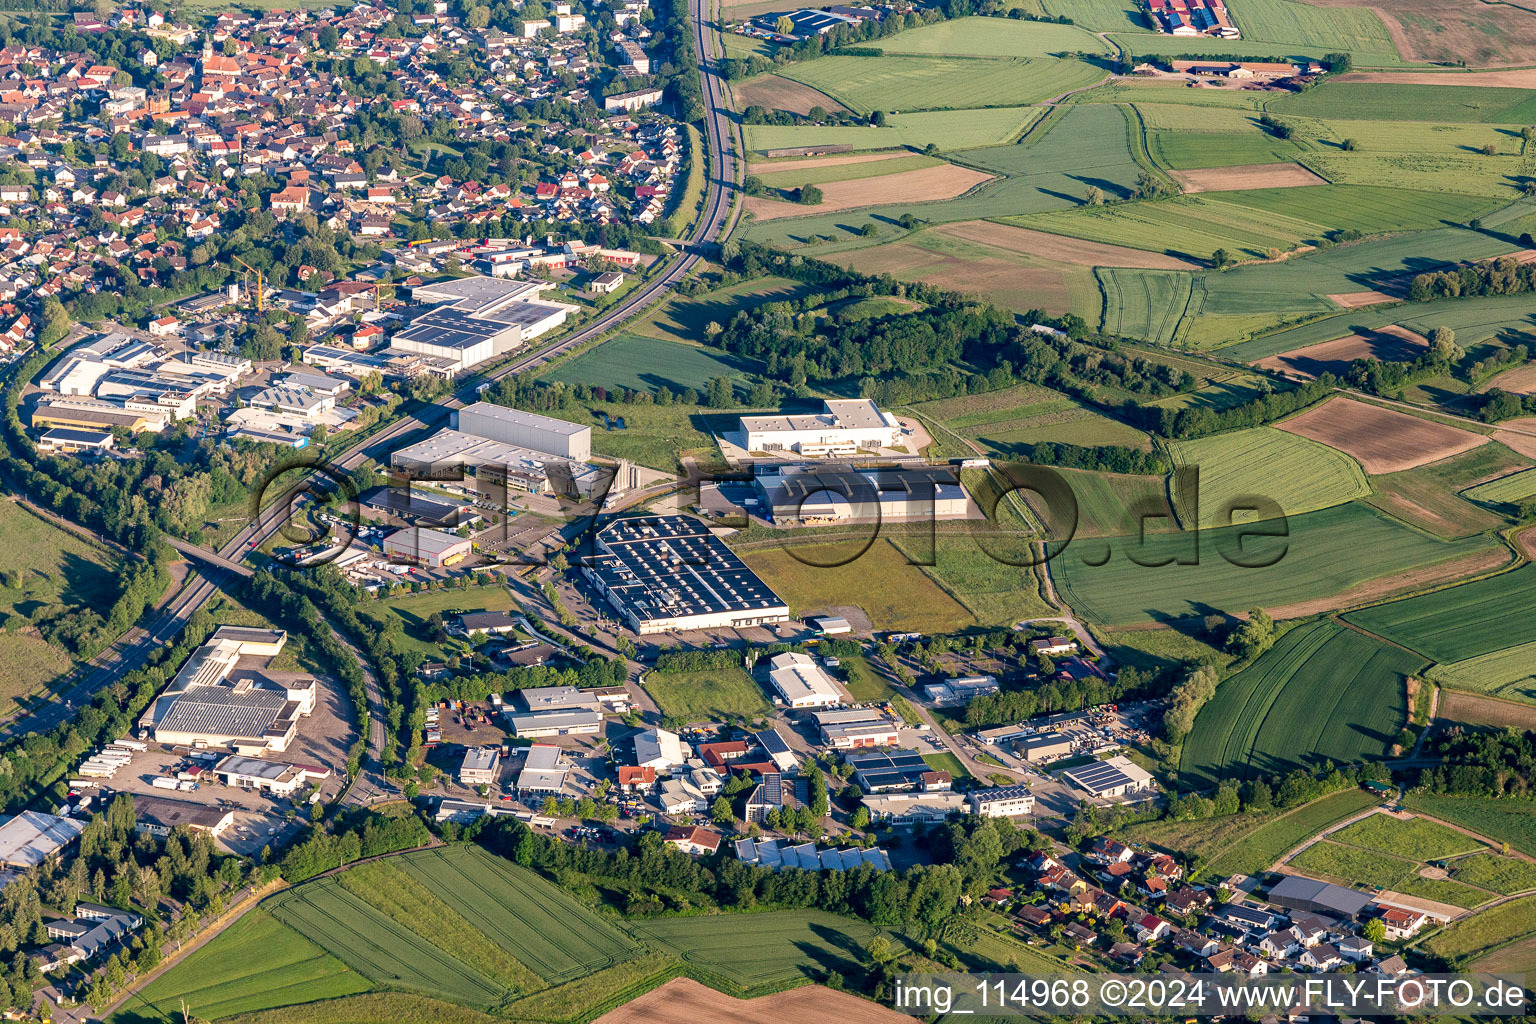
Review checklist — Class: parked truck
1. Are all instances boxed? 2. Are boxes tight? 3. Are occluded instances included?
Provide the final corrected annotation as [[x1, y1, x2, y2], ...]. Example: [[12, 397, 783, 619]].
[[151, 777, 179, 790]]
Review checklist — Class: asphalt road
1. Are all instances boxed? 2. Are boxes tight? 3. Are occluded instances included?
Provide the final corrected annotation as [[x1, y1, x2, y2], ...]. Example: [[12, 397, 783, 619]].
[[5, 2, 744, 772]]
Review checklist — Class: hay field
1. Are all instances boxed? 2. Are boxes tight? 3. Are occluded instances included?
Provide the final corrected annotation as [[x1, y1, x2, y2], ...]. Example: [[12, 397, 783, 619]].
[[1276, 397, 1490, 474], [596, 979, 906, 1024], [936, 220, 1198, 268], [1430, 646, 1536, 706], [776, 54, 1102, 113], [745, 164, 994, 220], [734, 74, 848, 115], [743, 105, 1042, 155], [1166, 426, 1370, 526], [1172, 162, 1328, 193], [1255, 325, 1428, 377], [1311, 0, 1536, 66], [874, 15, 1111, 58]]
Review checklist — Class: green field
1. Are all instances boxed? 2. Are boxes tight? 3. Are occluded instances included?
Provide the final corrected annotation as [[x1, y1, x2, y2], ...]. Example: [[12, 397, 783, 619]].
[[1329, 813, 1484, 862], [643, 665, 772, 725], [1179, 620, 1419, 786], [219, 994, 497, 1024], [890, 535, 1057, 625], [1366, 443, 1527, 540], [1465, 469, 1536, 507], [1345, 565, 1536, 663], [1098, 268, 1194, 344], [745, 104, 1143, 249], [634, 276, 813, 343], [755, 153, 944, 189], [543, 333, 759, 396], [107, 910, 372, 1024], [1290, 840, 1415, 889], [907, 381, 1151, 457], [1039, 0, 1148, 32], [875, 15, 1111, 57], [1202, 789, 1383, 877], [1008, 465, 1174, 539], [1019, 195, 1322, 261], [776, 54, 1104, 114], [1429, 642, 1536, 704], [627, 911, 880, 993], [1051, 501, 1495, 626], [1223, 293, 1536, 363], [266, 846, 639, 1008], [743, 105, 1042, 156], [1166, 427, 1370, 528], [1393, 873, 1492, 909], [1272, 84, 1536, 125], [1402, 795, 1536, 859], [1222, 0, 1400, 64]]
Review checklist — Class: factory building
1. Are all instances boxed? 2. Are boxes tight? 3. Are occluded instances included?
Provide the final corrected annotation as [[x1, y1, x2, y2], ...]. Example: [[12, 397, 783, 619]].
[[753, 463, 970, 524], [583, 515, 788, 635], [739, 398, 903, 456], [389, 277, 573, 371], [453, 402, 591, 461], [139, 627, 316, 755], [382, 527, 472, 568], [764, 652, 844, 709]]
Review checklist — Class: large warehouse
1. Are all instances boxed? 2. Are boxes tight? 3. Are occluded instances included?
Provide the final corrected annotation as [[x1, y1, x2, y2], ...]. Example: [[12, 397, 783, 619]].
[[739, 399, 903, 456], [388, 277, 573, 371], [139, 627, 317, 755], [765, 652, 843, 709], [752, 463, 969, 524], [583, 515, 789, 634], [390, 427, 603, 498], [453, 402, 591, 461]]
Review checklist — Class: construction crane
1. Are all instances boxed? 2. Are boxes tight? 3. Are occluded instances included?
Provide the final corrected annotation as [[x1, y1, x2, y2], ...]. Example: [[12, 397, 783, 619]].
[[367, 279, 396, 309], [231, 255, 264, 313]]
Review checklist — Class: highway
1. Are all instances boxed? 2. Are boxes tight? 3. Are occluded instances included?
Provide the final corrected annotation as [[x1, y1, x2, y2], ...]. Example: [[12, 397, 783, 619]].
[[3, 0, 744, 787]]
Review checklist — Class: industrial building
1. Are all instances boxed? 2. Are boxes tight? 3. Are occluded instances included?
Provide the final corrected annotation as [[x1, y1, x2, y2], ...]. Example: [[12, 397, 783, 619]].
[[458, 747, 501, 786], [0, 811, 86, 869], [504, 708, 603, 738], [584, 516, 789, 634], [764, 652, 843, 709], [733, 838, 891, 872], [390, 427, 603, 499], [515, 744, 568, 794], [381, 527, 472, 567], [211, 755, 330, 797], [923, 675, 1000, 705], [1018, 731, 1074, 763], [862, 790, 967, 824], [969, 784, 1036, 818], [134, 796, 235, 838], [739, 398, 903, 456], [634, 727, 687, 772], [813, 708, 901, 749], [454, 402, 591, 461], [389, 277, 573, 371], [140, 627, 316, 755], [847, 749, 938, 793], [1268, 875, 1372, 920], [38, 427, 114, 453], [31, 396, 170, 434], [752, 463, 969, 524], [1061, 755, 1156, 799]]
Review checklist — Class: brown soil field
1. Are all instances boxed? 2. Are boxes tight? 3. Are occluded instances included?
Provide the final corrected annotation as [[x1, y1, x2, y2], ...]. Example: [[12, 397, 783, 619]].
[[838, 240, 1075, 314], [734, 74, 849, 115], [1171, 162, 1328, 193], [935, 220, 1199, 269], [1480, 363, 1536, 396], [1438, 690, 1536, 731], [595, 979, 908, 1024], [747, 151, 907, 174], [1341, 70, 1536, 87], [1255, 325, 1428, 377], [1276, 396, 1489, 474], [1308, 0, 1536, 67], [746, 164, 995, 221], [1327, 290, 1396, 308], [1265, 545, 1512, 619], [1494, 419, 1536, 459]]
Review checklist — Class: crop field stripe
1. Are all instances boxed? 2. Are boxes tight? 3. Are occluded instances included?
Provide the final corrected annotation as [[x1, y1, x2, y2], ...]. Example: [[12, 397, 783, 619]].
[[1345, 565, 1536, 663], [266, 884, 507, 1006]]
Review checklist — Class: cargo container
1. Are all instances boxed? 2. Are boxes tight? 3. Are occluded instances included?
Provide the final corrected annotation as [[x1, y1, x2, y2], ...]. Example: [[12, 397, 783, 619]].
[[112, 738, 147, 751], [177, 780, 198, 792], [151, 777, 180, 790]]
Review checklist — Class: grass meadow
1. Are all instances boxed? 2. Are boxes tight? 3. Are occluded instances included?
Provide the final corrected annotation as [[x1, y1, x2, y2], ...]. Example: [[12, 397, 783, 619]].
[[1426, 894, 1536, 963], [1402, 795, 1536, 858], [743, 105, 1042, 155], [542, 334, 759, 396], [775, 54, 1103, 114], [1429, 642, 1536, 704], [643, 666, 773, 724], [874, 16, 1111, 57]]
